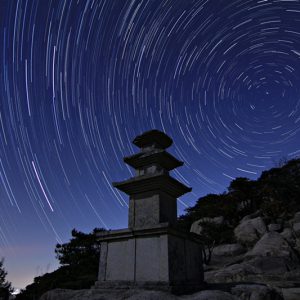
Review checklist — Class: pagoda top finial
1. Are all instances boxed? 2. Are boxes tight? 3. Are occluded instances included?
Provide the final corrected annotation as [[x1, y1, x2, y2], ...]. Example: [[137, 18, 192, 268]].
[[133, 130, 173, 150]]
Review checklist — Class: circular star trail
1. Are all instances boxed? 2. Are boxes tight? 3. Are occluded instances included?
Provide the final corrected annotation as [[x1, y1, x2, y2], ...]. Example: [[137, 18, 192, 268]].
[[1, 0, 300, 288]]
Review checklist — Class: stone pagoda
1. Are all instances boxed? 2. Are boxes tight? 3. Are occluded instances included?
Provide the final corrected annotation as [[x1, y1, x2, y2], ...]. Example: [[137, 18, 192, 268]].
[[94, 130, 203, 294]]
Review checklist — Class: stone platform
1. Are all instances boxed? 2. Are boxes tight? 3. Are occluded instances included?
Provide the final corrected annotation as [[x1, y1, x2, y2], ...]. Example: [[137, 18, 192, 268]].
[[93, 223, 203, 294]]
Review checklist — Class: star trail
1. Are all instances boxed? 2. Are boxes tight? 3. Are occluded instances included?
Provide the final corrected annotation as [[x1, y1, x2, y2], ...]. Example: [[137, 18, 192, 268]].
[[1, 0, 300, 289]]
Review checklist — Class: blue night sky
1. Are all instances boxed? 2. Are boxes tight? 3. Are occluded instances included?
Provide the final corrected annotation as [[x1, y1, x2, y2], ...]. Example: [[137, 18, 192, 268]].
[[1, 0, 300, 290]]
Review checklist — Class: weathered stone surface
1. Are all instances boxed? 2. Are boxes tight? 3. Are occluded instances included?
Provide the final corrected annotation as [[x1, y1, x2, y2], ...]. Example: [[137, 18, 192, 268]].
[[205, 262, 257, 283], [282, 288, 300, 300], [168, 234, 204, 284], [135, 236, 166, 281], [210, 216, 224, 225], [96, 227, 203, 290], [284, 221, 291, 228], [206, 253, 245, 273], [295, 238, 300, 254], [248, 256, 295, 274], [40, 288, 241, 300], [212, 243, 245, 257], [280, 228, 295, 244], [182, 290, 238, 300], [40, 289, 91, 300], [39, 288, 179, 300], [231, 284, 283, 300], [283, 268, 300, 281], [293, 222, 300, 236], [130, 194, 161, 228], [190, 216, 224, 235], [205, 255, 297, 284], [105, 239, 135, 281], [268, 223, 282, 232], [190, 220, 203, 235], [246, 232, 297, 260], [293, 212, 300, 223], [121, 289, 178, 300], [240, 210, 261, 222], [234, 217, 267, 246]]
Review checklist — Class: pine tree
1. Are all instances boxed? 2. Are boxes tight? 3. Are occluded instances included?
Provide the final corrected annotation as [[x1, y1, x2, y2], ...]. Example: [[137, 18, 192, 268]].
[[0, 258, 13, 298]]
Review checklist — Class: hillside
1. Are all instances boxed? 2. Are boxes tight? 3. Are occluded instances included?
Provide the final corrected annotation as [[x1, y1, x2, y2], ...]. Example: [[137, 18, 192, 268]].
[[177, 158, 300, 299], [17, 158, 300, 299], [179, 158, 300, 244]]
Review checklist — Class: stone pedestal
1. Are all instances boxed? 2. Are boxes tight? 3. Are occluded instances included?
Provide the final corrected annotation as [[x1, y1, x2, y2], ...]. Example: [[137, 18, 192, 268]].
[[94, 224, 203, 294], [94, 130, 204, 294]]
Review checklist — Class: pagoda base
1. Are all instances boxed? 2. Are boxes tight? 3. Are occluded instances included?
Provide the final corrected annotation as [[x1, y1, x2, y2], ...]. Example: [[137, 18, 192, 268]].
[[92, 280, 205, 295], [93, 224, 204, 295]]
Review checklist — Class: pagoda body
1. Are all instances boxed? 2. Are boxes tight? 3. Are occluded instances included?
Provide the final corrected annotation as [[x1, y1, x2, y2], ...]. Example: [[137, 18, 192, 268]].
[[94, 130, 203, 294]]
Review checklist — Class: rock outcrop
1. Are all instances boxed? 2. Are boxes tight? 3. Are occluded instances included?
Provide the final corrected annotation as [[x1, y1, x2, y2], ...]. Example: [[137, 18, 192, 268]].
[[245, 232, 297, 260], [212, 243, 245, 257], [231, 284, 283, 300], [196, 210, 300, 299], [293, 223, 300, 237], [205, 261, 258, 283], [282, 288, 300, 300], [234, 217, 267, 246], [190, 216, 224, 235], [268, 223, 282, 232], [293, 212, 300, 224], [281, 228, 294, 244]]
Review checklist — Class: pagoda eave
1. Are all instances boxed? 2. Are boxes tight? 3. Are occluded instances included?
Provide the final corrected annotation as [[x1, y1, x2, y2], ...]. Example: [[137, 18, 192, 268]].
[[113, 174, 191, 198], [123, 151, 183, 170], [133, 130, 173, 149]]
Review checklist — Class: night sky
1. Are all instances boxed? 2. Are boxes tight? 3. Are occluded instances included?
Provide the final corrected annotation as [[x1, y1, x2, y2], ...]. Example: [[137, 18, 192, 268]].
[[1, 0, 300, 290]]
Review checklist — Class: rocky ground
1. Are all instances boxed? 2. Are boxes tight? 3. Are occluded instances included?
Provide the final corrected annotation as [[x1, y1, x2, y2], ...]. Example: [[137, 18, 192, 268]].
[[39, 286, 284, 300], [40, 211, 300, 300], [192, 210, 300, 300]]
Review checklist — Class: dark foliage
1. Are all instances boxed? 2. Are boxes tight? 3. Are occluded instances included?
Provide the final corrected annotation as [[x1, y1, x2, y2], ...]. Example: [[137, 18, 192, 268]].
[[258, 158, 300, 221], [0, 258, 13, 299], [55, 228, 102, 266], [16, 228, 105, 300]]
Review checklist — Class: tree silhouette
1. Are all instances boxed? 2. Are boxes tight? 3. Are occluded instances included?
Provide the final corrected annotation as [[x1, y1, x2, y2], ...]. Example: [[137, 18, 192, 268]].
[[16, 227, 105, 300], [55, 228, 104, 266], [0, 258, 13, 299]]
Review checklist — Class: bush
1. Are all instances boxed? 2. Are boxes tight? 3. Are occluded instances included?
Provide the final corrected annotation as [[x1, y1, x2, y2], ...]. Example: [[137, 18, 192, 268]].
[[16, 228, 105, 300]]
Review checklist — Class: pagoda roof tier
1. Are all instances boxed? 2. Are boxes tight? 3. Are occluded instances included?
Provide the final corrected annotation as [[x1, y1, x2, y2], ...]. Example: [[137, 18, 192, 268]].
[[124, 150, 183, 170], [113, 174, 192, 198], [133, 130, 173, 149]]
